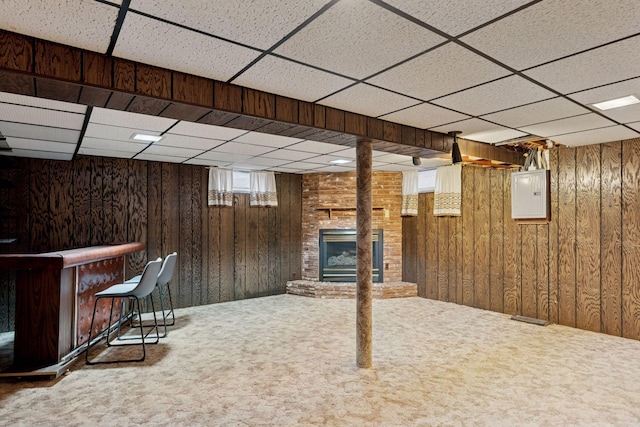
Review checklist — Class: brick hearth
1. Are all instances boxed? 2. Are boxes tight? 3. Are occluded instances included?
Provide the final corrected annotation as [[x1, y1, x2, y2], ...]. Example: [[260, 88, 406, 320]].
[[286, 280, 417, 299]]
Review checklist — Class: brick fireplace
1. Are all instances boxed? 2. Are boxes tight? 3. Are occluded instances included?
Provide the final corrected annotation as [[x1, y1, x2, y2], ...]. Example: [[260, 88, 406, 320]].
[[302, 171, 403, 283]]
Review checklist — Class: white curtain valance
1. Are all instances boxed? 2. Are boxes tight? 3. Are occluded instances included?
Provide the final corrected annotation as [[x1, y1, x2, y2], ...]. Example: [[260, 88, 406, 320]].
[[434, 164, 462, 216], [250, 171, 278, 207], [401, 170, 418, 217], [208, 168, 233, 207]]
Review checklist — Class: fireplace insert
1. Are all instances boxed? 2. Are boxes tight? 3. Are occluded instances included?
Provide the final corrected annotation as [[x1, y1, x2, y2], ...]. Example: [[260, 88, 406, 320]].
[[318, 229, 383, 282]]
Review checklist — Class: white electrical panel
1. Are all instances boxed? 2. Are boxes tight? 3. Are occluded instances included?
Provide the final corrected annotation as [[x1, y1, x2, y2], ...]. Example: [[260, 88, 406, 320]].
[[511, 169, 550, 220]]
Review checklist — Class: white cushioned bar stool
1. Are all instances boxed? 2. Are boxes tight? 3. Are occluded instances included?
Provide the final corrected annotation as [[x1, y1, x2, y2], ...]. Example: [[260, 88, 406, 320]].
[[85, 257, 163, 365], [126, 252, 177, 338]]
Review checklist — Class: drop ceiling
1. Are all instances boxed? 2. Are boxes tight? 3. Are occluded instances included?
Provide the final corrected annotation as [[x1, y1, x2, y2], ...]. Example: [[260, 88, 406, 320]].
[[0, 0, 639, 172]]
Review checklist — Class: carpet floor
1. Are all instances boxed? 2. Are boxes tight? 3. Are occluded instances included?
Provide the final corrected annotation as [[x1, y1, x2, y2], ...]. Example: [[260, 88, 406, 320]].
[[1, 294, 640, 426]]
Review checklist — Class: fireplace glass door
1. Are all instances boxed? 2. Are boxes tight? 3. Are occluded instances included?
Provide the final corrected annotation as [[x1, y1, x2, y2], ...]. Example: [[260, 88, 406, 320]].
[[319, 229, 383, 282]]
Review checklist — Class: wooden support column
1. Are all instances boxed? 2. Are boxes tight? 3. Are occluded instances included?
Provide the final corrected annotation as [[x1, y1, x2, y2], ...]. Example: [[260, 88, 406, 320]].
[[356, 139, 373, 368]]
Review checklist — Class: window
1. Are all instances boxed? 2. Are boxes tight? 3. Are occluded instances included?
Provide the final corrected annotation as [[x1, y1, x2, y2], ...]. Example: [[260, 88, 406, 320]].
[[418, 169, 437, 193], [232, 170, 250, 193]]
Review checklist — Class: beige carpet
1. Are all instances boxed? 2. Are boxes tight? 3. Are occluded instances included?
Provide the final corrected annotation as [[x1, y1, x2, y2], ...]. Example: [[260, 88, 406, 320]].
[[2, 295, 640, 426]]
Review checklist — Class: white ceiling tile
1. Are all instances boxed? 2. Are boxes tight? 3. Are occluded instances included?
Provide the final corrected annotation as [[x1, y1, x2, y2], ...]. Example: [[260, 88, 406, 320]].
[[228, 162, 270, 171], [462, 0, 640, 70], [129, 0, 331, 50], [312, 165, 355, 173], [268, 166, 304, 173], [5, 137, 76, 153], [90, 107, 175, 131], [156, 134, 224, 151], [519, 114, 617, 137], [0, 121, 80, 143], [81, 137, 148, 153], [305, 154, 354, 165], [279, 161, 325, 170], [142, 144, 204, 158], [627, 122, 640, 132], [0, 0, 118, 53], [183, 158, 231, 167], [169, 121, 247, 140], [481, 98, 590, 128], [569, 77, 640, 104], [235, 157, 291, 168], [261, 148, 316, 162], [383, 0, 532, 36], [0, 92, 86, 113], [78, 147, 134, 159], [233, 55, 354, 102], [286, 140, 343, 154], [332, 148, 358, 159], [551, 126, 640, 147], [373, 153, 413, 164], [214, 141, 275, 156], [368, 43, 511, 101], [464, 128, 528, 144], [234, 132, 304, 148], [373, 163, 414, 172], [431, 118, 507, 135], [379, 103, 470, 129], [0, 104, 85, 129], [135, 153, 189, 163], [273, 0, 445, 79], [1, 149, 72, 161], [85, 123, 150, 142], [319, 84, 420, 118], [195, 151, 252, 163], [113, 13, 261, 82], [524, 36, 640, 94], [417, 158, 452, 169], [432, 75, 555, 116]]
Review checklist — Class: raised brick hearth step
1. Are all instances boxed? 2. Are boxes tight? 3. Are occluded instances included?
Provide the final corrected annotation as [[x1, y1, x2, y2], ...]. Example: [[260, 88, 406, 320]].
[[286, 280, 417, 299]]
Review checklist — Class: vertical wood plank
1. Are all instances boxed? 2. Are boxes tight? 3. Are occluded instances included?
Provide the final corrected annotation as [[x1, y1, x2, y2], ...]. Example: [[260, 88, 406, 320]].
[[537, 224, 550, 321], [277, 174, 291, 288], [548, 149, 560, 324], [462, 166, 475, 307], [402, 216, 417, 283], [219, 203, 235, 302], [601, 141, 622, 336], [48, 160, 74, 251], [207, 206, 221, 304], [192, 165, 203, 305], [503, 170, 521, 315], [29, 159, 50, 253], [90, 157, 104, 246], [447, 217, 458, 303], [127, 159, 147, 277], [425, 193, 437, 300], [178, 164, 194, 307], [454, 211, 463, 305], [436, 216, 449, 301], [622, 138, 640, 340], [234, 193, 247, 299], [162, 163, 180, 306], [73, 156, 91, 248], [268, 198, 279, 294], [199, 167, 209, 305], [416, 193, 427, 297], [474, 167, 490, 310], [489, 169, 505, 313], [102, 158, 114, 244], [520, 224, 537, 318], [558, 148, 577, 327], [111, 158, 129, 244], [146, 161, 162, 262], [246, 196, 259, 297], [576, 144, 601, 332], [258, 206, 269, 296], [289, 175, 302, 281]]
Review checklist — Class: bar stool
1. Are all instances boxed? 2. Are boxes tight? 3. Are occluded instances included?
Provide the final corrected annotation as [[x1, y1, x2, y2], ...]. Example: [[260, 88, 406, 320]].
[[85, 258, 163, 365], [126, 252, 177, 338]]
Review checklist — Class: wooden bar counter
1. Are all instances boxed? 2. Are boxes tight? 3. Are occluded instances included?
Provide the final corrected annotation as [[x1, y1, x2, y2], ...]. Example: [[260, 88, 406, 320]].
[[0, 242, 145, 376]]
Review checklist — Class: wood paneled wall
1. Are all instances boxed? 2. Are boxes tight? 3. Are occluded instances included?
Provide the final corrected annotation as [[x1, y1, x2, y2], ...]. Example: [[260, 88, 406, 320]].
[[0, 156, 302, 332], [403, 138, 640, 340]]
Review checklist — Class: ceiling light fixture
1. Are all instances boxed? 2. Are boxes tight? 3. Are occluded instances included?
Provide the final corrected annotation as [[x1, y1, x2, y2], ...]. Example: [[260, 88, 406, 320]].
[[131, 133, 163, 142], [592, 95, 640, 111], [448, 131, 463, 164], [329, 159, 351, 165]]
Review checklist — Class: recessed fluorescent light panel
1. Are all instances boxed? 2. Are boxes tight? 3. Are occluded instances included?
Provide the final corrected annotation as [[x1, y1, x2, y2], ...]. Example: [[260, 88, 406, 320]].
[[592, 95, 640, 111], [329, 159, 352, 165], [131, 133, 163, 142]]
